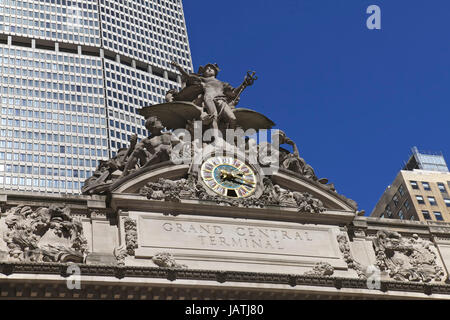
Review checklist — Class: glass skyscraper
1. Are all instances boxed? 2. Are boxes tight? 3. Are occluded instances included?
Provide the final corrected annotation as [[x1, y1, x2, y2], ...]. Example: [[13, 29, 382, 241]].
[[0, 0, 193, 194]]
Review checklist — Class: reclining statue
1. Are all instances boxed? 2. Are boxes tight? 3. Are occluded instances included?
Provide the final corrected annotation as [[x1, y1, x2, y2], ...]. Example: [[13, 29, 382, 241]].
[[122, 116, 181, 176]]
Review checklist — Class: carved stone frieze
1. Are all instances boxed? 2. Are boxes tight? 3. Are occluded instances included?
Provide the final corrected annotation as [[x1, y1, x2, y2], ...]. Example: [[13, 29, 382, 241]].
[[152, 252, 187, 269], [139, 177, 192, 202], [337, 233, 366, 279], [304, 262, 334, 276], [373, 231, 445, 282], [0, 205, 88, 263]]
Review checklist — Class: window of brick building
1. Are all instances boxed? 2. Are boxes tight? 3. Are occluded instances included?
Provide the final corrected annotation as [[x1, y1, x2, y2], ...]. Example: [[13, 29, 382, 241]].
[[438, 183, 447, 193], [428, 196, 437, 206], [422, 210, 431, 220], [416, 195, 425, 204], [434, 211, 444, 221]]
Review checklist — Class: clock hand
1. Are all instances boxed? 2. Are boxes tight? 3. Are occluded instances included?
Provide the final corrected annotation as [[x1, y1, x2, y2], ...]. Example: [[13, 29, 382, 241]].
[[230, 171, 255, 185], [220, 169, 233, 180], [220, 169, 255, 186], [231, 179, 255, 188], [238, 178, 255, 185]]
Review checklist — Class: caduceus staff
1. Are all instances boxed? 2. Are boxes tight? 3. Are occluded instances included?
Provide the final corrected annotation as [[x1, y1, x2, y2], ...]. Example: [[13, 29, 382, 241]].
[[230, 71, 258, 106]]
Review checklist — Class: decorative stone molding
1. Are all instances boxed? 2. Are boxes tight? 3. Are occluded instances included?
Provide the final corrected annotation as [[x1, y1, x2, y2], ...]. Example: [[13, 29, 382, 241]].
[[89, 210, 108, 220], [373, 231, 445, 283], [304, 262, 334, 276], [0, 205, 88, 263], [151, 252, 187, 269], [353, 230, 367, 238], [113, 244, 128, 266], [113, 217, 139, 266], [337, 233, 366, 279]]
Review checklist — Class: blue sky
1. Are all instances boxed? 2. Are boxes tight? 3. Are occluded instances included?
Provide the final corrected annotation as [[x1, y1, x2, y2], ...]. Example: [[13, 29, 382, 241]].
[[182, 0, 450, 214]]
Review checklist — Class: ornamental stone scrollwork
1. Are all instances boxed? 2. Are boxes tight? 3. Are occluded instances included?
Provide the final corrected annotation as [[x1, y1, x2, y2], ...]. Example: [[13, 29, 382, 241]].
[[373, 231, 445, 282], [0, 205, 88, 263], [337, 233, 366, 279], [113, 244, 128, 266], [303, 262, 334, 276], [152, 252, 187, 269]]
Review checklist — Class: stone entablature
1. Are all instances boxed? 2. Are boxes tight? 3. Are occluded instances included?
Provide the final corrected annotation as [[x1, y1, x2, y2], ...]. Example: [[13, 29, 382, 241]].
[[0, 191, 450, 299]]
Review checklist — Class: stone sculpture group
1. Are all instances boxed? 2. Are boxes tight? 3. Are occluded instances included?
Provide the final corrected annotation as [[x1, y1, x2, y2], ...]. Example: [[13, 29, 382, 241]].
[[82, 61, 337, 209], [0, 60, 445, 288]]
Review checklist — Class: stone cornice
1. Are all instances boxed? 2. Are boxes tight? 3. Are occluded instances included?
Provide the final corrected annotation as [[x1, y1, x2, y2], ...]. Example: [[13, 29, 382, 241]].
[[110, 194, 356, 225], [352, 216, 450, 239], [0, 262, 449, 298]]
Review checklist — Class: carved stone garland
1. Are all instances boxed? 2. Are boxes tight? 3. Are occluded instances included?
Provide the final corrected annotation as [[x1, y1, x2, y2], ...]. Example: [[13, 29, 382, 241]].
[[337, 233, 366, 279], [114, 217, 138, 265]]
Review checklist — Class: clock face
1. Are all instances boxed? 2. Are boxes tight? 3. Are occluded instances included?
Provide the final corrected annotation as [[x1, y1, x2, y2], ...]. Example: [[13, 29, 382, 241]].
[[200, 156, 257, 198]]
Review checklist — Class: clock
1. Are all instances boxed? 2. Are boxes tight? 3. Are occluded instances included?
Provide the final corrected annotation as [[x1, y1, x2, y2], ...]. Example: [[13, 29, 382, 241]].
[[200, 156, 258, 198]]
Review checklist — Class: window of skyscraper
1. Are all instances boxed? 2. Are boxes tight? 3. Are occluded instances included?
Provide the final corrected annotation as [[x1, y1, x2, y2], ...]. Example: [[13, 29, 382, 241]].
[[422, 182, 431, 191]]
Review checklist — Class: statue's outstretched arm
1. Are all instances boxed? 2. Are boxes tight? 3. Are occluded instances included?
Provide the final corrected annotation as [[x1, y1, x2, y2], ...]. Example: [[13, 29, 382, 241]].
[[126, 134, 138, 158], [170, 60, 190, 78], [231, 71, 258, 99]]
